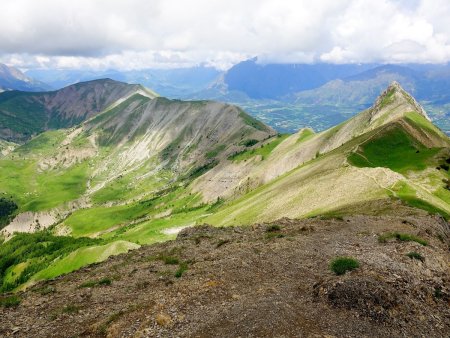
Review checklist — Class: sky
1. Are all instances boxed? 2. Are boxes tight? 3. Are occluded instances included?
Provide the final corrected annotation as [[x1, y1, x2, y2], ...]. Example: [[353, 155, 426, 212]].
[[0, 0, 449, 70]]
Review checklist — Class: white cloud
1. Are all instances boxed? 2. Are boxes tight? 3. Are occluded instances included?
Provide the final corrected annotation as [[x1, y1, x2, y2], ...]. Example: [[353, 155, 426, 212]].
[[0, 0, 449, 70]]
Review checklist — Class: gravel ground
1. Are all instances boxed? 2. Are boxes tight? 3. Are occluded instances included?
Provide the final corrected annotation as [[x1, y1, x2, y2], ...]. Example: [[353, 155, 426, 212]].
[[1, 212, 449, 337]]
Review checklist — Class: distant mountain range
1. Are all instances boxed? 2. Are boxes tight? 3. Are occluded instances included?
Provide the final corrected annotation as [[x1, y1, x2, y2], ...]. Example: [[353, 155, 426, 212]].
[[25, 66, 221, 98], [0, 64, 50, 92], [194, 60, 450, 134], [2, 59, 449, 134]]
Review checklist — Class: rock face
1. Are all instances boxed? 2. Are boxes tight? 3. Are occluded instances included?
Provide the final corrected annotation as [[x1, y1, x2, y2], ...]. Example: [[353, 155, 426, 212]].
[[370, 81, 430, 122], [1, 213, 449, 337], [84, 95, 275, 170]]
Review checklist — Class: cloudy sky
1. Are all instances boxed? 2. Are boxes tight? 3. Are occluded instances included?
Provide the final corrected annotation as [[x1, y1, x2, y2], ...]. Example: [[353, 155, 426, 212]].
[[1, 0, 449, 70]]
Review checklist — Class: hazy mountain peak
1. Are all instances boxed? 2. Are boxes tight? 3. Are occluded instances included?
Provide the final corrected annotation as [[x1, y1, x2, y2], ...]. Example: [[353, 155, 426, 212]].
[[0, 63, 50, 92]]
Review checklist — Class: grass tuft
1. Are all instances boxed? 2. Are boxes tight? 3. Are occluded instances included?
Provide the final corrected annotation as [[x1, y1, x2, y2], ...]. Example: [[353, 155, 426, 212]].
[[175, 262, 188, 278], [160, 255, 179, 265], [406, 251, 425, 262], [266, 224, 281, 232], [79, 277, 112, 288], [330, 257, 360, 275], [0, 295, 21, 308], [378, 232, 428, 246]]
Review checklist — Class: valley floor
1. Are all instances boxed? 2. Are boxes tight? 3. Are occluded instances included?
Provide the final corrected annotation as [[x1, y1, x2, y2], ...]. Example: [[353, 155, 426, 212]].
[[1, 209, 449, 337]]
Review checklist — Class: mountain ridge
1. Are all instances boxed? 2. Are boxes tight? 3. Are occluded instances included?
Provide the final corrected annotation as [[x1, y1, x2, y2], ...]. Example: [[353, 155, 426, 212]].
[[0, 81, 448, 297], [0, 79, 157, 142], [201, 82, 450, 225]]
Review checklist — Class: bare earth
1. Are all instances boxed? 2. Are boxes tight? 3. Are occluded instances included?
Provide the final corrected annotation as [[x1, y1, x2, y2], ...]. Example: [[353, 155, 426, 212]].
[[1, 211, 449, 338]]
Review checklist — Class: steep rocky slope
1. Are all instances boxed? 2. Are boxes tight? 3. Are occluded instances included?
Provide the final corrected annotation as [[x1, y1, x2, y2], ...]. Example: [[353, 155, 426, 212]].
[[0, 79, 157, 142], [1, 212, 449, 337]]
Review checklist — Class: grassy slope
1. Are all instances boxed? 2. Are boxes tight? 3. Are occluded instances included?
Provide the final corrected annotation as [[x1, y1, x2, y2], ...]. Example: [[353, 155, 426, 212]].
[[205, 151, 389, 226], [0, 158, 89, 212], [91, 161, 172, 204], [296, 128, 315, 143], [0, 231, 102, 292], [66, 188, 203, 238], [346, 112, 450, 218], [29, 241, 140, 284], [347, 125, 440, 173], [66, 203, 153, 238], [0, 91, 47, 138], [206, 112, 450, 226], [230, 134, 289, 162], [0, 129, 91, 212]]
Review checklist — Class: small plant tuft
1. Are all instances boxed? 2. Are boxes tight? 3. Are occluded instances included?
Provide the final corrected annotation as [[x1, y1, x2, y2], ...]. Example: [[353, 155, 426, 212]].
[[266, 224, 281, 232], [406, 251, 425, 262], [378, 232, 428, 246], [175, 262, 188, 278], [34, 285, 56, 295], [434, 286, 443, 299], [330, 257, 360, 275], [160, 255, 179, 265], [0, 295, 21, 308], [98, 277, 112, 286], [62, 304, 80, 314]]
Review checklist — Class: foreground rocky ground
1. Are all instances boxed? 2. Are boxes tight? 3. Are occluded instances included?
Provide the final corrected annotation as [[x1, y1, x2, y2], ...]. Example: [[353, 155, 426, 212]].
[[1, 210, 449, 337]]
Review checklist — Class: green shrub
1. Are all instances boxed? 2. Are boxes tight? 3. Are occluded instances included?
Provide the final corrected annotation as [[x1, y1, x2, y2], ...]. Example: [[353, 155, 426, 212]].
[[79, 280, 97, 288], [240, 139, 259, 147], [186, 159, 219, 179], [34, 285, 55, 295], [266, 224, 281, 232], [175, 262, 188, 278], [206, 144, 226, 159], [378, 232, 428, 246], [0, 196, 18, 229], [330, 257, 360, 275], [0, 295, 21, 307], [98, 277, 112, 286], [406, 251, 425, 262], [434, 286, 443, 299]]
